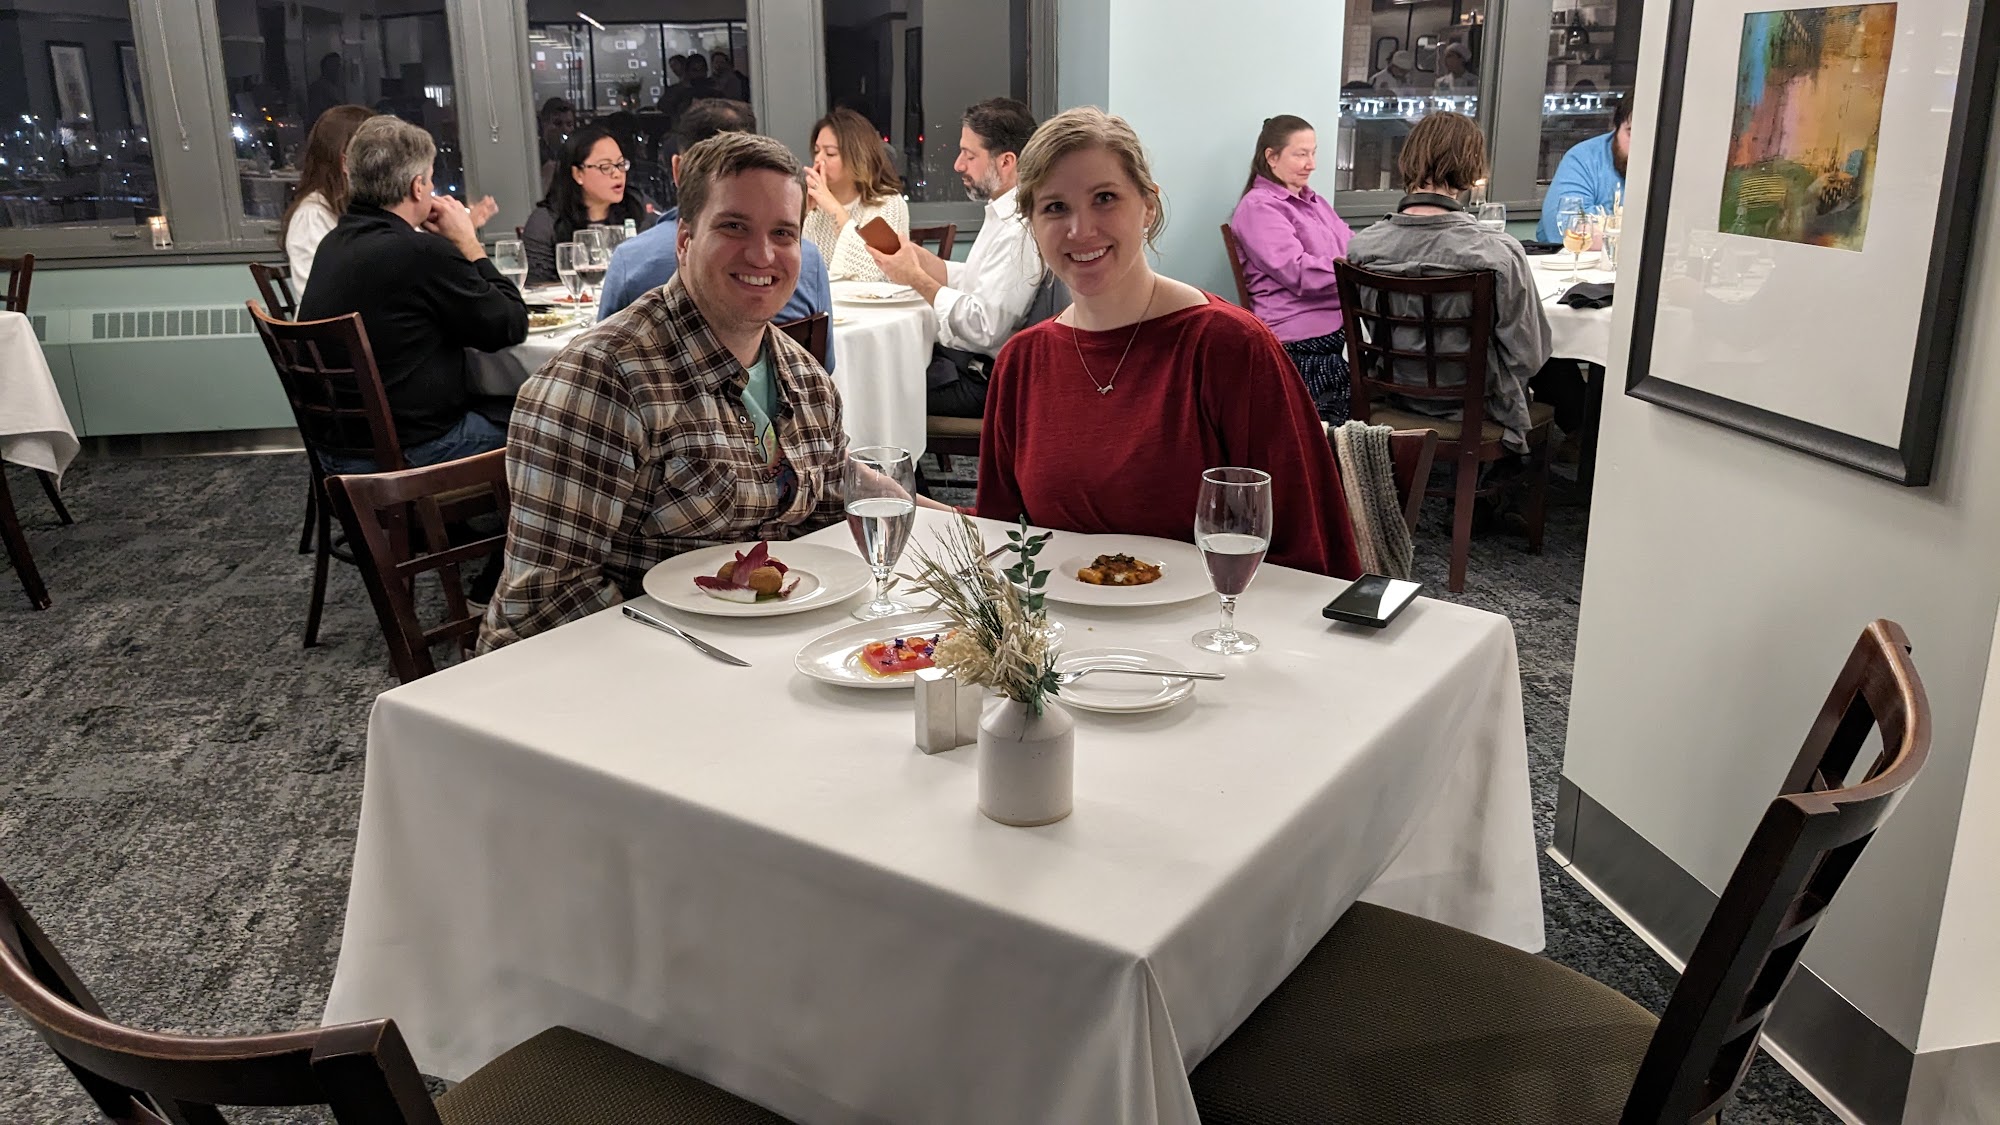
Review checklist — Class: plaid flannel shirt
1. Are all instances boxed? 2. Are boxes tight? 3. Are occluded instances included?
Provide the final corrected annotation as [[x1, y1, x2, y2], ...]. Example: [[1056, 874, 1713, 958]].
[[478, 276, 847, 651]]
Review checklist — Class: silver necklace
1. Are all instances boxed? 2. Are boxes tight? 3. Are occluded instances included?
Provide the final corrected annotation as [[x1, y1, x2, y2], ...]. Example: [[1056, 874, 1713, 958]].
[[1070, 275, 1158, 396]]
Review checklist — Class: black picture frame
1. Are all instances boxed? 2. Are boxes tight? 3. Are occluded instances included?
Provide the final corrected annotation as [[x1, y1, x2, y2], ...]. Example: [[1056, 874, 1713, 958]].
[[117, 42, 146, 131], [1624, 0, 2000, 485], [47, 41, 94, 126]]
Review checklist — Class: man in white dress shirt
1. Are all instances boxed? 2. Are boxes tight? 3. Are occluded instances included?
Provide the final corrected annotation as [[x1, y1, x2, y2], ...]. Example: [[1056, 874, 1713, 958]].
[[866, 97, 1042, 417]]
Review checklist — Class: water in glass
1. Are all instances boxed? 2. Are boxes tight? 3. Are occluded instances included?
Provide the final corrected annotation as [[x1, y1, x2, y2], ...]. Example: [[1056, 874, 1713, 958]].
[[556, 242, 585, 301], [843, 446, 918, 620]]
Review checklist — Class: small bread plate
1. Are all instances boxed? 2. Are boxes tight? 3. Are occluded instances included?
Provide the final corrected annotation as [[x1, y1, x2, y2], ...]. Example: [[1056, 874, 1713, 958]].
[[1044, 535, 1213, 608], [795, 611, 956, 689], [831, 280, 924, 305], [1536, 251, 1603, 270], [642, 542, 872, 618], [1054, 647, 1199, 714]]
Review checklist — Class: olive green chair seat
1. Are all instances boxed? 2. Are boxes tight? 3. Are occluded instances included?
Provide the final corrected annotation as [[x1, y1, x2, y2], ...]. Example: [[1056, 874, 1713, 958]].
[[436, 1026, 790, 1125]]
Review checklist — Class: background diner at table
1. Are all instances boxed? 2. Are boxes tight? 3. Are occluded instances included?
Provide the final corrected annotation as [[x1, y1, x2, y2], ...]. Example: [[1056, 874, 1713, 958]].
[[522, 124, 658, 286], [804, 107, 912, 283]]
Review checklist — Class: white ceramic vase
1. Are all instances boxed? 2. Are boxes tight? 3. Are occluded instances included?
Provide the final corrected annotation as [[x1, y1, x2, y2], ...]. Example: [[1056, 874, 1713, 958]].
[[977, 696, 1075, 827]]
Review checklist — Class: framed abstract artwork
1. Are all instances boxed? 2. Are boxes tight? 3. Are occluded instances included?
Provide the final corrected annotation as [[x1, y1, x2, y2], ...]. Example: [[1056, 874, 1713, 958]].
[[48, 42, 93, 126], [1625, 0, 2000, 484], [118, 43, 147, 130]]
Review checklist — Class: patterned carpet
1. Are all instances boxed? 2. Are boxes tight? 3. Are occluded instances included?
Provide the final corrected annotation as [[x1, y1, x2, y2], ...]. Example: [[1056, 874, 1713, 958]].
[[0, 453, 1835, 1123]]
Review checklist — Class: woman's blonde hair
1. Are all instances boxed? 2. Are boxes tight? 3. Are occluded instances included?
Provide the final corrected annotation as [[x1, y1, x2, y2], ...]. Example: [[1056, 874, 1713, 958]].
[[1016, 106, 1167, 246], [811, 107, 902, 204], [1397, 112, 1487, 193]]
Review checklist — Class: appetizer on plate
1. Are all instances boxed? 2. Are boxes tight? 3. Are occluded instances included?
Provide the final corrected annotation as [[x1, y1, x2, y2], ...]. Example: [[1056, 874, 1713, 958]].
[[1076, 553, 1163, 586], [859, 633, 947, 677], [692, 542, 800, 603], [527, 311, 572, 331]]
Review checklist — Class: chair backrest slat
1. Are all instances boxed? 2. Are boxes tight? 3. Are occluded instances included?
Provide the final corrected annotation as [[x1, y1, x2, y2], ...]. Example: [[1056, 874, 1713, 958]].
[[329, 449, 511, 684], [1623, 619, 1930, 1123], [0, 875, 444, 1124], [1334, 261, 1495, 418], [248, 262, 299, 321], [907, 223, 957, 260], [248, 302, 404, 474], [1218, 224, 1255, 310], [775, 313, 830, 367], [1, 253, 33, 314]]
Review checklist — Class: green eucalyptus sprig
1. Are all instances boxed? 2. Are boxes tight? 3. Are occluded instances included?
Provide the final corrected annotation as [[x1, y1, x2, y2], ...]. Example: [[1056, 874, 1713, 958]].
[[1004, 517, 1054, 617], [910, 516, 1060, 716]]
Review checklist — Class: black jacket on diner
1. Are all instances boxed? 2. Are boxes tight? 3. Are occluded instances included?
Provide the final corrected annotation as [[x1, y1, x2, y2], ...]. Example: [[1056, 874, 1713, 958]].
[[298, 203, 528, 448]]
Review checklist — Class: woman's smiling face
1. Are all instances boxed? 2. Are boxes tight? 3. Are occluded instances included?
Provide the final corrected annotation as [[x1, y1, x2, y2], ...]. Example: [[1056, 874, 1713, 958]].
[[1027, 144, 1157, 300]]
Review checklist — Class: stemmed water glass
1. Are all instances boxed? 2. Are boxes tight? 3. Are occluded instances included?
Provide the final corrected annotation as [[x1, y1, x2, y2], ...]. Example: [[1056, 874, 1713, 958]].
[[492, 239, 528, 292], [1476, 201, 1507, 233], [1192, 467, 1273, 655], [844, 446, 918, 620], [555, 241, 585, 303]]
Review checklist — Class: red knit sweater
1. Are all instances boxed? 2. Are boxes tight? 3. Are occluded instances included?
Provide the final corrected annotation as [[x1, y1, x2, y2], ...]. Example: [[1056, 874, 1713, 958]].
[[976, 294, 1363, 579]]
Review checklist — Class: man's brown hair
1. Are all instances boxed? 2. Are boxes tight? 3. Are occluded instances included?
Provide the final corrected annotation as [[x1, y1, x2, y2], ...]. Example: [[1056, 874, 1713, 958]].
[[1397, 112, 1487, 193], [677, 130, 806, 230]]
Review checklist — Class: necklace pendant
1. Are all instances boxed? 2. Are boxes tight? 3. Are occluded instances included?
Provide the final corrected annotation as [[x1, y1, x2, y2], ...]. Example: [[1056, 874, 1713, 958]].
[[1097, 384, 1113, 396]]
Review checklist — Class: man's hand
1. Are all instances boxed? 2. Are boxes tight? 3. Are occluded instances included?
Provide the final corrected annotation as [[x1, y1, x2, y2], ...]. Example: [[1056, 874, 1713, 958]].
[[866, 239, 944, 303], [468, 194, 500, 229], [424, 194, 486, 262]]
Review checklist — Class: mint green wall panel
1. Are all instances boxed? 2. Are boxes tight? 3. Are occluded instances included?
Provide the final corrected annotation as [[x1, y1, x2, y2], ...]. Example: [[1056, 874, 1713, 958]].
[[70, 339, 291, 435], [38, 345, 86, 438]]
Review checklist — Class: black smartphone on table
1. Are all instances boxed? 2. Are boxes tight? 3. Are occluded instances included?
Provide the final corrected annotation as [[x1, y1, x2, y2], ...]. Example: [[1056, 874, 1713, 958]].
[[1322, 574, 1422, 629]]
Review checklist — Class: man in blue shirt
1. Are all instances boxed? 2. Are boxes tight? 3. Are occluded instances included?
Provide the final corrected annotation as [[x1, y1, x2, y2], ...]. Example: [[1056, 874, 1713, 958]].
[[598, 98, 836, 370], [1537, 98, 1632, 241]]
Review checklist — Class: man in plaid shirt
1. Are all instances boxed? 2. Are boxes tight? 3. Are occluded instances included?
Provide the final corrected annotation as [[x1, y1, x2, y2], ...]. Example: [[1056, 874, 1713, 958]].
[[479, 132, 848, 650]]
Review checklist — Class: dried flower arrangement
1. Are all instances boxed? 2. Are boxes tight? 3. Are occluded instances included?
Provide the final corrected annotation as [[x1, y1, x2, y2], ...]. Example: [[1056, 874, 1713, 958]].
[[909, 516, 1061, 716]]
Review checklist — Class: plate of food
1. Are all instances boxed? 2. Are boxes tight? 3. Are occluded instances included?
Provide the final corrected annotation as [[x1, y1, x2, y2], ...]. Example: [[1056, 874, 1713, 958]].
[[524, 285, 591, 305], [1053, 647, 1199, 714], [794, 611, 958, 689], [831, 280, 923, 305], [641, 542, 872, 617], [1043, 536, 1213, 607], [526, 310, 581, 335]]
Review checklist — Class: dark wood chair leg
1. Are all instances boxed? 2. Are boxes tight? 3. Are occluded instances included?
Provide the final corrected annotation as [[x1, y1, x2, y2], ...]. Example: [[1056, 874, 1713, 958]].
[[305, 500, 332, 647], [298, 479, 317, 555], [1448, 449, 1477, 593], [1525, 435, 1551, 555], [1578, 364, 1607, 493], [0, 469, 51, 610], [36, 470, 73, 525]]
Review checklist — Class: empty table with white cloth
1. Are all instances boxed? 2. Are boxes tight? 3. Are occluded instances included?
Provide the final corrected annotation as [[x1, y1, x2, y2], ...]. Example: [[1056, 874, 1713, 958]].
[[324, 509, 1543, 1125], [0, 311, 79, 480], [1534, 260, 1617, 368]]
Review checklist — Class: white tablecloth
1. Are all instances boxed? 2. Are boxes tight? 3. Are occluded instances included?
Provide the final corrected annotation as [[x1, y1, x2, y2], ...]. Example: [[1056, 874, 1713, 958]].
[[323, 510, 1542, 1125], [466, 290, 938, 462], [0, 311, 78, 479], [1535, 262, 1617, 369]]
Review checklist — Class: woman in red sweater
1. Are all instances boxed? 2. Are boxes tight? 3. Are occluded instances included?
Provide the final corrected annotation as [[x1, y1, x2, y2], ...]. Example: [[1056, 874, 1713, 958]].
[[976, 108, 1363, 579]]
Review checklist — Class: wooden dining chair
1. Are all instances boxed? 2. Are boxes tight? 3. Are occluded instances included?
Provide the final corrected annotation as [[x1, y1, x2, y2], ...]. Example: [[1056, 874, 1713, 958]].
[[248, 261, 300, 321], [327, 449, 511, 684], [1388, 428, 1438, 535], [1191, 619, 1931, 1125], [1218, 224, 1255, 309], [248, 301, 406, 647], [3, 251, 75, 529], [0, 464, 50, 609], [0, 872, 793, 1124], [907, 223, 957, 260], [774, 312, 830, 367], [1334, 260, 1555, 593]]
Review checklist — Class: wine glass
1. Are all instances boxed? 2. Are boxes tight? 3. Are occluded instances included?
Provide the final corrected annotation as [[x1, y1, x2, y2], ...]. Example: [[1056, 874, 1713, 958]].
[[1192, 467, 1273, 655], [1559, 209, 1592, 284], [555, 241, 585, 303], [573, 231, 611, 316], [491, 239, 528, 292], [844, 446, 918, 620], [1476, 201, 1507, 233]]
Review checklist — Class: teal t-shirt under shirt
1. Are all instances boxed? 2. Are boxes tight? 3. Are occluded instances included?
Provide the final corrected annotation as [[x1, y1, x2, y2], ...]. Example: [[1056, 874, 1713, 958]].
[[742, 347, 779, 468]]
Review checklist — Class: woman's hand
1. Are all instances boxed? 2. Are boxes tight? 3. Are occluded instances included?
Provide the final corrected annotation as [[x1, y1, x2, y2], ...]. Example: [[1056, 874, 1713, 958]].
[[804, 164, 849, 227], [467, 195, 499, 229]]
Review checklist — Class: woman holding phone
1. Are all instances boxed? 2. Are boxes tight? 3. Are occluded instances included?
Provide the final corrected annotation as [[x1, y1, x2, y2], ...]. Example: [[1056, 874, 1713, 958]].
[[804, 107, 910, 282]]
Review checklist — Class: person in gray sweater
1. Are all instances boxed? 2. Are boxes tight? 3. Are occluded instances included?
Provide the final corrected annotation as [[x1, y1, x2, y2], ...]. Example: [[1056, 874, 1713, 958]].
[[1344, 112, 1551, 454]]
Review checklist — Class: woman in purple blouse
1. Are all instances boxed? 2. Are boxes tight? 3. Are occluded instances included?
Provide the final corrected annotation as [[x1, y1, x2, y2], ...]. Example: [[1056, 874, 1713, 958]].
[[1227, 115, 1356, 422]]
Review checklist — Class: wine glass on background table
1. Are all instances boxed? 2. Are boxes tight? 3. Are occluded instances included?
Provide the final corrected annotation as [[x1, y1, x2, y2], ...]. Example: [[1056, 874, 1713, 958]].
[[556, 242, 586, 304], [574, 230, 611, 316], [1192, 467, 1273, 655], [1476, 202, 1507, 234], [492, 240, 528, 292], [844, 446, 918, 620], [1558, 208, 1593, 285]]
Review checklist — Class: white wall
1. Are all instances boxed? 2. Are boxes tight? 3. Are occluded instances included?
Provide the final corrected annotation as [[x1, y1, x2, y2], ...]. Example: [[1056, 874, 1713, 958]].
[[1561, 3, 2000, 1048], [1056, 0, 1346, 297]]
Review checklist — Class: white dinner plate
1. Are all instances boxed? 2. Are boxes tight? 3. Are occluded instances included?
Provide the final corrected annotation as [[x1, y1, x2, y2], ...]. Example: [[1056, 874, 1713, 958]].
[[526, 313, 583, 335], [1536, 251, 1603, 270], [795, 611, 957, 689], [832, 281, 924, 305], [1053, 647, 1198, 714], [641, 543, 872, 618], [1043, 536, 1214, 608]]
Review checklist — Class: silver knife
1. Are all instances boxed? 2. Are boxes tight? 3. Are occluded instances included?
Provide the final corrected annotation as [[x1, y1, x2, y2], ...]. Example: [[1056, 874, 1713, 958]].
[[621, 605, 751, 667]]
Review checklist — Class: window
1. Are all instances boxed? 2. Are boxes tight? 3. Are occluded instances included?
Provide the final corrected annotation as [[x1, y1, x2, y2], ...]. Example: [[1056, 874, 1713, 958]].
[[821, 0, 1032, 206], [1333, 0, 1489, 195], [0, 0, 162, 232], [215, 0, 464, 227], [1538, 0, 1641, 198]]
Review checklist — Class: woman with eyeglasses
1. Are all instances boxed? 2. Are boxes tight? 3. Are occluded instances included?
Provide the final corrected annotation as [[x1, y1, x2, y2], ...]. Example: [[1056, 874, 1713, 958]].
[[522, 124, 656, 284]]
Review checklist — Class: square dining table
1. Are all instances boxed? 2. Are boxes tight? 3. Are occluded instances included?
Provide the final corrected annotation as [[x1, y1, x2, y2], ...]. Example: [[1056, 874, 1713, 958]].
[[322, 510, 1542, 1125]]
